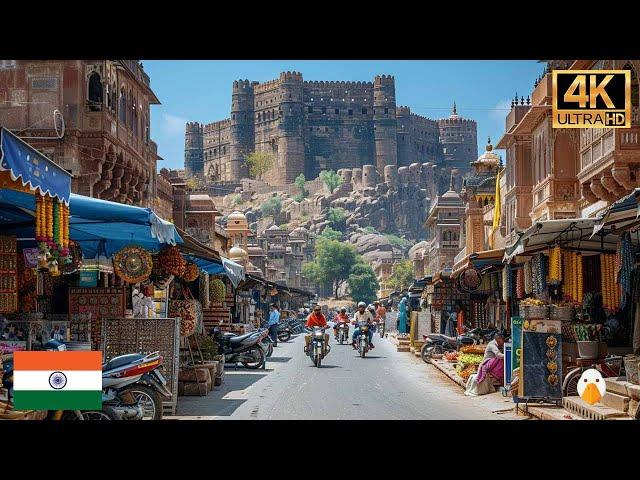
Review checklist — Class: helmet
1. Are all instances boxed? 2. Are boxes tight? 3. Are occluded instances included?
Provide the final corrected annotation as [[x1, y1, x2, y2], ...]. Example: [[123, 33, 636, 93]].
[[340, 307, 347, 313], [367, 304, 375, 311], [357, 301, 366, 308]]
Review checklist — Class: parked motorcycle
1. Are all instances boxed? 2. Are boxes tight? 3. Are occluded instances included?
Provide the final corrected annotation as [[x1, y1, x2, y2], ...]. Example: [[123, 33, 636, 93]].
[[277, 322, 292, 342], [335, 322, 349, 345], [356, 324, 371, 358], [420, 327, 500, 363], [210, 327, 266, 369], [304, 326, 330, 367]]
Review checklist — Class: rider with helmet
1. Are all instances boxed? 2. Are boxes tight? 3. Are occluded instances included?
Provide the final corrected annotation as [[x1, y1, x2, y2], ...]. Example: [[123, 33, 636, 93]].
[[333, 307, 350, 340], [352, 301, 375, 350]]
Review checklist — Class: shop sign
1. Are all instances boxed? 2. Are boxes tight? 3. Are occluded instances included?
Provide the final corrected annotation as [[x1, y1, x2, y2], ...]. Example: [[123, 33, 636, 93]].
[[79, 269, 98, 287], [22, 248, 40, 268], [511, 316, 522, 372], [504, 342, 512, 385]]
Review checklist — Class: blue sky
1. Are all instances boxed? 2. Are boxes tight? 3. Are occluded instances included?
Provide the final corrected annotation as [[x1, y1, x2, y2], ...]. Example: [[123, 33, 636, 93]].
[[143, 60, 543, 171]]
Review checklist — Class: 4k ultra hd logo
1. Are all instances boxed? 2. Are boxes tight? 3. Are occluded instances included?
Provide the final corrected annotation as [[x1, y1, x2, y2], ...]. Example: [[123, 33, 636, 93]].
[[552, 70, 631, 128]]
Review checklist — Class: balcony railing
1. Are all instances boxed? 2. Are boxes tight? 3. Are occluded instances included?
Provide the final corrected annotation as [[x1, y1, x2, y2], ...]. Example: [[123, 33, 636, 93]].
[[118, 60, 151, 88]]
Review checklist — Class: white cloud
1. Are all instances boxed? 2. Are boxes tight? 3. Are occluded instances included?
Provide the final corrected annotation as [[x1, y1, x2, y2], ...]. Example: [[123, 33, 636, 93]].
[[490, 99, 512, 126], [161, 113, 188, 139]]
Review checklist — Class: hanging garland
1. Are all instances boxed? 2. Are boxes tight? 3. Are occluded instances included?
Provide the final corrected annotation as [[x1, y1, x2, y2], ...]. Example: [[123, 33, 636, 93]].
[[549, 246, 562, 284], [182, 262, 200, 282], [158, 246, 186, 277], [35, 195, 71, 274], [524, 259, 532, 295], [209, 277, 226, 303]]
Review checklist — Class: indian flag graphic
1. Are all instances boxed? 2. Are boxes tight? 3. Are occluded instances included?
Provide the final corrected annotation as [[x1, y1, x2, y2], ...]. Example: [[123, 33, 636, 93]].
[[13, 351, 102, 410]]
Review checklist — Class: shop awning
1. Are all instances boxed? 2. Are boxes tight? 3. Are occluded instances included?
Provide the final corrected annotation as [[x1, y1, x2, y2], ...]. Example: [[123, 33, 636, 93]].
[[503, 218, 619, 262], [221, 257, 245, 288], [592, 188, 640, 236], [0, 188, 182, 257], [452, 248, 505, 277], [0, 127, 72, 205]]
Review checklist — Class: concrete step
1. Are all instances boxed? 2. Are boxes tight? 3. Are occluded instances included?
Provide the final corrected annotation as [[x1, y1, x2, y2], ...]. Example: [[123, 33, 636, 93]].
[[601, 391, 630, 413], [563, 396, 630, 420], [626, 383, 640, 401], [604, 377, 633, 396], [397, 346, 411, 352]]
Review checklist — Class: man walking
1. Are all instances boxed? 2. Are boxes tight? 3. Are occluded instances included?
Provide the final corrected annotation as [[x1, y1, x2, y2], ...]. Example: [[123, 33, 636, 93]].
[[268, 304, 280, 347]]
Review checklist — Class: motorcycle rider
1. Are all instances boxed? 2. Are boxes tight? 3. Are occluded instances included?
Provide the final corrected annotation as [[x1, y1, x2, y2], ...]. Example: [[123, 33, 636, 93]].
[[352, 301, 375, 350], [375, 300, 386, 329], [305, 304, 330, 354], [333, 307, 350, 340]]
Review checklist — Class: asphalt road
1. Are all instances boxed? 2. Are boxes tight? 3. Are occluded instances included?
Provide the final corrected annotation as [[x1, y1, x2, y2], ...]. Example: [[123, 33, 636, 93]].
[[176, 330, 523, 420]]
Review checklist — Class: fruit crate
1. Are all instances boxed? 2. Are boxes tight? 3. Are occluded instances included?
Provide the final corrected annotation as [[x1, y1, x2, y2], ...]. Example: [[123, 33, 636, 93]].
[[550, 304, 573, 321]]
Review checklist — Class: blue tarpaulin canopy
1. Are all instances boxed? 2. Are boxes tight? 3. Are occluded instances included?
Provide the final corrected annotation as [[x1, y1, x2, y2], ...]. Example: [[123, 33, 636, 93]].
[[0, 127, 72, 205], [0, 188, 182, 257]]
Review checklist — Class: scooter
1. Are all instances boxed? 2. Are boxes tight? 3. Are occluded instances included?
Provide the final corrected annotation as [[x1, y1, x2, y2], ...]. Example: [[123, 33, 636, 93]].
[[210, 327, 266, 369]]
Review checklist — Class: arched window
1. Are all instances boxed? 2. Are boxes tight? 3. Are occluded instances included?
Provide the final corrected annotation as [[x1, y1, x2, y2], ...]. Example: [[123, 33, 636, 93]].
[[87, 72, 103, 111], [111, 83, 117, 113], [119, 87, 126, 124]]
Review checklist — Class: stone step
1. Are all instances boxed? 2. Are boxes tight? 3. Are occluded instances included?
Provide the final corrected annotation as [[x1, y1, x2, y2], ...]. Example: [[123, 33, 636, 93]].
[[601, 391, 630, 412], [626, 383, 640, 401], [562, 396, 629, 420], [604, 377, 633, 396], [397, 346, 411, 352]]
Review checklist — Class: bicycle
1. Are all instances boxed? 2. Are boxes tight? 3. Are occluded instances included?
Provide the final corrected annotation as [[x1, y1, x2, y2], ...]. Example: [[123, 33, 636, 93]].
[[562, 355, 625, 397]]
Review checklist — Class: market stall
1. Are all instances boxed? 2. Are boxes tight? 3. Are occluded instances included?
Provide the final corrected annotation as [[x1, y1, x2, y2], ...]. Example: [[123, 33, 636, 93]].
[[503, 217, 637, 401]]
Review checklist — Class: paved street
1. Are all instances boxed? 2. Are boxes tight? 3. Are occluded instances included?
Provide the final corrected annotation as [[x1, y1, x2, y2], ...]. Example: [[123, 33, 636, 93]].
[[175, 332, 525, 420]]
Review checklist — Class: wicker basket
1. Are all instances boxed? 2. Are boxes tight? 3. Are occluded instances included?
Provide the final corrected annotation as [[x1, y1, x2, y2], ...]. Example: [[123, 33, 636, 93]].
[[520, 302, 549, 319], [550, 304, 573, 321]]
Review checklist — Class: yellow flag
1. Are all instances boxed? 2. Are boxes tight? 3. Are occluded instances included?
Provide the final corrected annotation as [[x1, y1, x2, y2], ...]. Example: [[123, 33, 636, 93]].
[[490, 168, 502, 249]]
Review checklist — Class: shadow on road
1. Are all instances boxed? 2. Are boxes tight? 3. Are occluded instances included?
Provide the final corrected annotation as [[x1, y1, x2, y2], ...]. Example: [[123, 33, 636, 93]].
[[353, 355, 387, 359], [265, 356, 292, 363], [306, 364, 342, 369]]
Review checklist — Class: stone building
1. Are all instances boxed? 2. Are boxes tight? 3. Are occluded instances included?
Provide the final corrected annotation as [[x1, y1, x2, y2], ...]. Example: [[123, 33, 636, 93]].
[[422, 180, 465, 275], [0, 60, 161, 207], [154, 169, 175, 221], [185, 71, 477, 187]]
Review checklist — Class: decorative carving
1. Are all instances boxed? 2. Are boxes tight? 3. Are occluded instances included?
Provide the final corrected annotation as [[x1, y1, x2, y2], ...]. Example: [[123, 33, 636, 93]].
[[601, 172, 627, 197], [590, 177, 617, 203], [611, 165, 636, 190]]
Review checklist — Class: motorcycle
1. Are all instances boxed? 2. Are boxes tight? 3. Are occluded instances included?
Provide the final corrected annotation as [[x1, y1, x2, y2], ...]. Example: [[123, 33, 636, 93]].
[[210, 327, 266, 369], [335, 322, 349, 345], [420, 327, 501, 363], [304, 326, 330, 367], [2, 341, 170, 420], [355, 323, 371, 358], [277, 322, 292, 342]]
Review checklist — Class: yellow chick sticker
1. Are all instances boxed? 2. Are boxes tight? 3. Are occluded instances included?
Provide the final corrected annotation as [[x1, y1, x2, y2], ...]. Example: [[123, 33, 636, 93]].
[[577, 369, 606, 405]]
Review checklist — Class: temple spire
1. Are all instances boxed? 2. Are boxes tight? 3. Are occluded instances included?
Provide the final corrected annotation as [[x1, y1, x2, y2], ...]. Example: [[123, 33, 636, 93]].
[[452, 101, 457, 116]]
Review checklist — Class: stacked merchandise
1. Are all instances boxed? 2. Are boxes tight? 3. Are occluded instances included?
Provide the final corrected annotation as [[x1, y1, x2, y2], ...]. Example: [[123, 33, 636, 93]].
[[0, 236, 17, 314], [178, 365, 212, 396]]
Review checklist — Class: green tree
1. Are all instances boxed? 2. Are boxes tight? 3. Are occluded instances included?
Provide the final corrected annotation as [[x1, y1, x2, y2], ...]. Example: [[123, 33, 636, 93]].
[[244, 151, 274, 180], [385, 234, 411, 250], [363, 226, 379, 234], [305, 239, 358, 298], [319, 226, 343, 241], [319, 170, 343, 193], [260, 197, 282, 217], [327, 207, 348, 231], [233, 194, 243, 206], [387, 259, 415, 292], [347, 263, 380, 305]]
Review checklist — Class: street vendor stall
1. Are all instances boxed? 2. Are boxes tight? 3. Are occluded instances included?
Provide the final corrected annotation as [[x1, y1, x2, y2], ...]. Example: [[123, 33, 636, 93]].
[[503, 217, 636, 402]]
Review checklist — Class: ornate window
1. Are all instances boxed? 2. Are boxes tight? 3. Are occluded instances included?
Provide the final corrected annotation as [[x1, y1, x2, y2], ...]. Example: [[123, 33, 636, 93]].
[[87, 72, 103, 111], [119, 87, 126, 124]]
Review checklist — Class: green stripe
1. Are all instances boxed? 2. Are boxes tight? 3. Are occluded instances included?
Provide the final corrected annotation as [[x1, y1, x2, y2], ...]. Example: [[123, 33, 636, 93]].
[[13, 391, 102, 410]]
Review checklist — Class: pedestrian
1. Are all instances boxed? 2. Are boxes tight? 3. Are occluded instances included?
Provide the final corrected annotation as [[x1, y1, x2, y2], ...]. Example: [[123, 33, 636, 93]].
[[398, 296, 408, 334], [446, 309, 457, 337], [268, 303, 280, 347], [455, 303, 467, 335]]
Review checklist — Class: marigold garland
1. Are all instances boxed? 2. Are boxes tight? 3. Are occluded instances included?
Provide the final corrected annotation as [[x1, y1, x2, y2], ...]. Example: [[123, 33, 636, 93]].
[[182, 262, 200, 282], [158, 245, 186, 277]]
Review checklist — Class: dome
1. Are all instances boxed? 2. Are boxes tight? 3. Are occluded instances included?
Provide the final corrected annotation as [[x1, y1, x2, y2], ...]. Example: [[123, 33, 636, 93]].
[[227, 211, 248, 226], [267, 224, 281, 231], [229, 246, 248, 260], [441, 189, 460, 199], [473, 137, 500, 166]]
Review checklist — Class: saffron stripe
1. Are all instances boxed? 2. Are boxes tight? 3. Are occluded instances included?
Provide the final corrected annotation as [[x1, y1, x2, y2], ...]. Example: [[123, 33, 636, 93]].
[[13, 391, 102, 410], [14, 351, 102, 371]]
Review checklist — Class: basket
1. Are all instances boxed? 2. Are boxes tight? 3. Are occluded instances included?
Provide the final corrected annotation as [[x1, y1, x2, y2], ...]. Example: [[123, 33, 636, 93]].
[[624, 355, 639, 385], [550, 304, 573, 321], [520, 302, 549, 319], [577, 340, 599, 360]]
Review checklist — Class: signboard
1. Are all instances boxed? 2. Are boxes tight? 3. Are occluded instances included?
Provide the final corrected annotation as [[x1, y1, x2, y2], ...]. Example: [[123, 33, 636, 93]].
[[517, 328, 562, 401], [79, 269, 98, 287], [504, 342, 512, 385], [511, 316, 522, 373], [22, 248, 40, 268]]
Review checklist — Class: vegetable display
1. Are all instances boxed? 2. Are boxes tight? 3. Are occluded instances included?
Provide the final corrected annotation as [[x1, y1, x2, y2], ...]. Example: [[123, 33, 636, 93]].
[[458, 353, 484, 367], [460, 345, 487, 355], [444, 351, 459, 362]]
